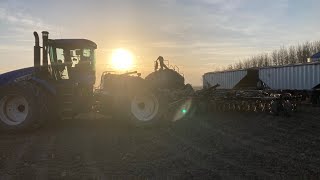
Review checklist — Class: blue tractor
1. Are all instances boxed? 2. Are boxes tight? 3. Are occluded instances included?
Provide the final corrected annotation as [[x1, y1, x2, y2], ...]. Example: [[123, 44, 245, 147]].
[[0, 31, 194, 132], [0, 31, 97, 132]]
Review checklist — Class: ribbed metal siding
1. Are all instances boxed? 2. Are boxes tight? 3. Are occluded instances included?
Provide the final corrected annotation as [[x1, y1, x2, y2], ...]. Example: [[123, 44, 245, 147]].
[[259, 63, 320, 90], [203, 70, 247, 89]]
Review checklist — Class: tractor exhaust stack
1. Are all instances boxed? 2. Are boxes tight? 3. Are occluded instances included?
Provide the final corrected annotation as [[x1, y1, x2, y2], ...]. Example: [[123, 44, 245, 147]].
[[42, 31, 49, 66], [33, 31, 40, 71]]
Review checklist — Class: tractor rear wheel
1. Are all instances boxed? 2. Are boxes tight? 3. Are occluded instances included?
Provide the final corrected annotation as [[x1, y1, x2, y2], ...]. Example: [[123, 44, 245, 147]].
[[0, 82, 48, 132]]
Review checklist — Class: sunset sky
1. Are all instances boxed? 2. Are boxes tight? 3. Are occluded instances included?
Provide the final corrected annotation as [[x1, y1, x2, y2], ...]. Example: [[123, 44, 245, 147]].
[[1, 0, 320, 86]]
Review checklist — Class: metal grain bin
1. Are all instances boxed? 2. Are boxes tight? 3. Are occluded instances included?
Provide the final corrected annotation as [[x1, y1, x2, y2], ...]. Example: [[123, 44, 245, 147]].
[[203, 70, 247, 89], [259, 62, 320, 90]]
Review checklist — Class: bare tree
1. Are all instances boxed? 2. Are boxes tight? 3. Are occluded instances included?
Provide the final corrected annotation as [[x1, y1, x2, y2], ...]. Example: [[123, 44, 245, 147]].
[[263, 53, 271, 67], [271, 50, 278, 65], [296, 44, 304, 63], [243, 59, 250, 68], [314, 41, 320, 53], [226, 40, 320, 71], [288, 46, 297, 64], [302, 42, 312, 63], [234, 60, 243, 69], [251, 57, 258, 67], [310, 41, 318, 55], [282, 47, 289, 64]]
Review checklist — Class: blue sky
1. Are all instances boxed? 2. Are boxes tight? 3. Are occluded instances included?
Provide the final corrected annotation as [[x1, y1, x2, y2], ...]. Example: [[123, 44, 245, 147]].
[[1, 0, 320, 85]]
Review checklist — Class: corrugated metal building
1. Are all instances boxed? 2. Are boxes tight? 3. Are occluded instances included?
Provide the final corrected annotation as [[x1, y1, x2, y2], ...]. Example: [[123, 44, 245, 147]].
[[259, 62, 320, 90], [203, 69, 259, 89], [203, 70, 246, 89], [203, 62, 320, 91]]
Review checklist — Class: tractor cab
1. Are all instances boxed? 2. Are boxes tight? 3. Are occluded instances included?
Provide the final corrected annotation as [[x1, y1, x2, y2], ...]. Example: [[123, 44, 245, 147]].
[[48, 39, 97, 83], [34, 31, 97, 86], [33, 31, 98, 118]]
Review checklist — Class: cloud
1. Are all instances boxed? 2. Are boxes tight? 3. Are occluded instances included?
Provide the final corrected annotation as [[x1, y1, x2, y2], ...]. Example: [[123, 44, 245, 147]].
[[0, 7, 41, 29], [0, 1, 62, 37], [0, 1, 63, 73]]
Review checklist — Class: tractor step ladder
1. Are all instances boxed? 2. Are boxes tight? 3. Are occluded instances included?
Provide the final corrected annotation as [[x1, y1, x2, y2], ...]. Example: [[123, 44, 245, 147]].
[[56, 82, 74, 120]]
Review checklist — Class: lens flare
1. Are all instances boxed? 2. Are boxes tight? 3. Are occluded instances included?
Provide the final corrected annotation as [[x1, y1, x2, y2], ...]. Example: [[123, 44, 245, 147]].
[[173, 98, 193, 121], [182, 109, 187, 114]]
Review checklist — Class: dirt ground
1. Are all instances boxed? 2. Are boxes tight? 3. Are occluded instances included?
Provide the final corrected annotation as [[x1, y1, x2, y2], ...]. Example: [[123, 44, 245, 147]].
[[0, 107, 320, 179]]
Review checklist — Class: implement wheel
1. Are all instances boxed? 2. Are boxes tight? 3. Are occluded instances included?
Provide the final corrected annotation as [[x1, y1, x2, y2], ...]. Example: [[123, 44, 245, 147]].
[[130, 92, 161, 123], [130, 91, 169, 126]]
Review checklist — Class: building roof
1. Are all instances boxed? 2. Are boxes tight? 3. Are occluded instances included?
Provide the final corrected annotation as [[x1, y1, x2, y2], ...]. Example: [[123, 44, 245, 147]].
[[203, 68, 257, 75], [310, 52, 320, 59]]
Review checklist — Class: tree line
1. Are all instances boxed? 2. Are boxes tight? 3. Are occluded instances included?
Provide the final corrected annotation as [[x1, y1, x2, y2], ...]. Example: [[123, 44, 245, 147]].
[[219, 40, 320, 71]]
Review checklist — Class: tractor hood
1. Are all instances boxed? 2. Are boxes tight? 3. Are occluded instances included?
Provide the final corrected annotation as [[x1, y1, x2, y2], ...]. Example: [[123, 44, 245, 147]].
[[0, 67, 34, 86]]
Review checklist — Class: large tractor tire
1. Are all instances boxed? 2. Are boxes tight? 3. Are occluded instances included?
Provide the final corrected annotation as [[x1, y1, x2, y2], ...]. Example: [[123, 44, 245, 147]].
[[0, 81, 48, 132], [112, 91, 168, 127], [130, 92, 166, 125]]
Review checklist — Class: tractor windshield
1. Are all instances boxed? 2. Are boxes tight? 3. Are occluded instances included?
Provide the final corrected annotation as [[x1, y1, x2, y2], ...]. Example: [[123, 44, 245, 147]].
[[49, 46, 96, 83]]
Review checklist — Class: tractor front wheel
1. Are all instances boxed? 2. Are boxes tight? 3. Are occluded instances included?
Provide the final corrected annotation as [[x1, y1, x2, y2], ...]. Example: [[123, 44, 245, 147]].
[[0, 82, 48, 132]]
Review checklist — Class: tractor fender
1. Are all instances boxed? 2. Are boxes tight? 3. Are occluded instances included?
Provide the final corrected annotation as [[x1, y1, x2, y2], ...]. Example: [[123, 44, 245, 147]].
[[0, 67, 56, 95], [0, 67, 34, 86], [30, 77, 56, 95]]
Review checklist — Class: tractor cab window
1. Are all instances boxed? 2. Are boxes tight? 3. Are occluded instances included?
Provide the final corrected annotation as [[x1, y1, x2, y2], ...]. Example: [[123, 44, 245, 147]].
[[70, 49, 80, 67], [56, 48, 70, 79], [83, 49, 91, 57], [49, 46, 96, 80], [69, 48, 95, 69]]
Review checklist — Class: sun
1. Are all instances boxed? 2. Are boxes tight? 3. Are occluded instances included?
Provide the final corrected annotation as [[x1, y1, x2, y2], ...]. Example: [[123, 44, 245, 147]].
[[111, 48, 134, 70]]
